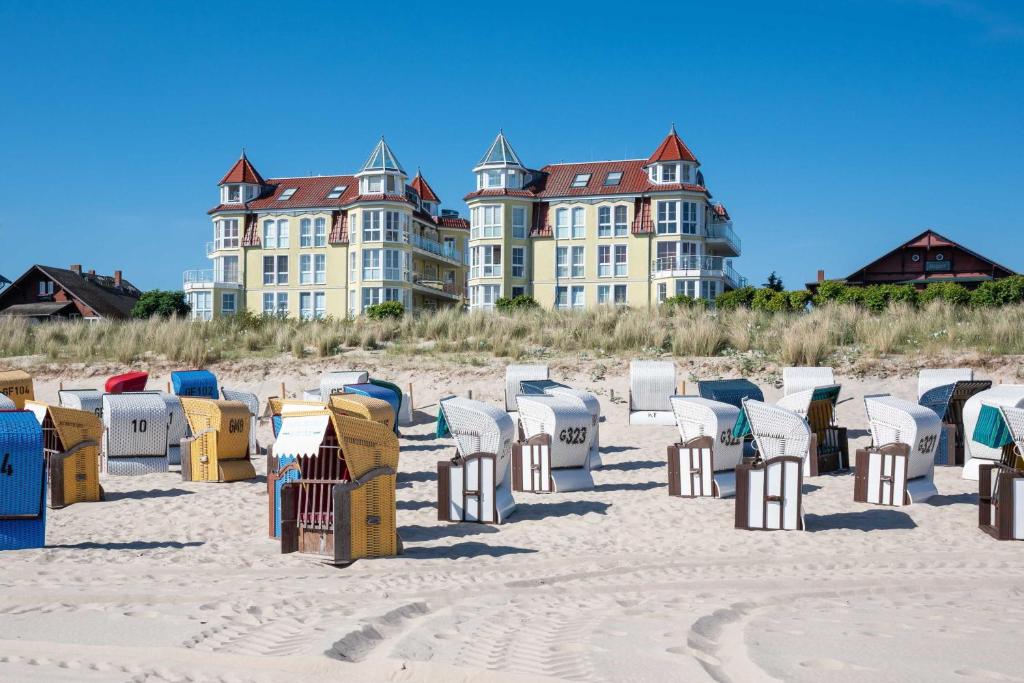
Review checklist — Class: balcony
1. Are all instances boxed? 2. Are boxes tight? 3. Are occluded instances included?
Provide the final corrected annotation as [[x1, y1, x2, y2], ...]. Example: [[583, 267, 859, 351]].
[[412, 273, 463, 299], [207, 239, 241, 255], [651, 256, 746, 289], [704, 220, 741, 256], [407, 232, 461, 262], [182, 269, 243, 290]]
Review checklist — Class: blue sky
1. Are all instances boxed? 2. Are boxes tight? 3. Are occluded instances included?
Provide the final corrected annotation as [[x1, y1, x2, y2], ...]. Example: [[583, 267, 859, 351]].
[[1, 0, 1022, 291]]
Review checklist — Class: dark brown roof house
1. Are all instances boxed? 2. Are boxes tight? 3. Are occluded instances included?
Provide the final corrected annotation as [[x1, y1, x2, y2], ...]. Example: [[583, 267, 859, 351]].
[[0, 264, 142, 322]]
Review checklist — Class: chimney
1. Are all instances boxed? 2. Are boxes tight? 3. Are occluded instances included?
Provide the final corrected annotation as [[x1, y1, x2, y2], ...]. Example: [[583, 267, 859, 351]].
[[70, 264, 82, 275], [114, 270, 122, 287], [817, 269, 825, 283]]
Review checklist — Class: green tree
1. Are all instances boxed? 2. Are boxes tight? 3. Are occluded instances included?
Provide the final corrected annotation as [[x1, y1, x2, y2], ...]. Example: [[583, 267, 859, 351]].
[[763, 271, 784, 292], [131, 290, 190, 319]]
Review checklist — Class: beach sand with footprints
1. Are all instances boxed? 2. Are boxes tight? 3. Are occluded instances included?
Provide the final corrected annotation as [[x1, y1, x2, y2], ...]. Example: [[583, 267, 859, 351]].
[[1, 353, 1022, 682]]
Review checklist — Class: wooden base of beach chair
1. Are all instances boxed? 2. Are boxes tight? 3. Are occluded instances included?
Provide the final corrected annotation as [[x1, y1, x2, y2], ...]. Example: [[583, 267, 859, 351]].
[[437, 452, 514, 523], [979, 464, 1024, 540], [668, 437, 715, 498], [47, 449, 104, 509], [808, 427, 848, 476], [854, 444, 910, 506], [330, 467, 400, 565], [735, 456, 804, 531]]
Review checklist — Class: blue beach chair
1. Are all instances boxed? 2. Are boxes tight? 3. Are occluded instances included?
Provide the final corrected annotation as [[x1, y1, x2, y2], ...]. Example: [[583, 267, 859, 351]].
[[0, 411, 46, 550], [171, 370, 218, 399]]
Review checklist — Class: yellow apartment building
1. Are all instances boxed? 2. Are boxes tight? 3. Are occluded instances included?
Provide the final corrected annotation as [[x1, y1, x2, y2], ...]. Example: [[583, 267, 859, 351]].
[[463, 127, 744, 309], [185, 140, 469, 319]]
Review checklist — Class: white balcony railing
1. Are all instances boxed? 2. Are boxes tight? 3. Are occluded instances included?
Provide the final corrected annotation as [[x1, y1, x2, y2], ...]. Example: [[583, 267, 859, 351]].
[[651, 256, 746, 288], [705, 220, 741, 254], [182, 269, 242, 288]]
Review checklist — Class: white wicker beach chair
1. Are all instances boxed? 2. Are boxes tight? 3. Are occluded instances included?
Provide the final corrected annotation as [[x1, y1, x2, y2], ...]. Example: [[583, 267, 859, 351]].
[[629, 360, 677, 425], [980, 406, 1024, 540], [963, 385, 1024, 480], [57, 389, 103, 418], [437, 397, 516, 523], [669, 396, 743, 498], [505, 364, 549, 412], [737, 399, 809, 530], [861, 395, 941, 504], [514, 394, 595, 493], [782, 367, 835, 396], [319, 370, 369, 402], [159, 393, 187, 467], [0, 394, 14, 410], [774, 388, 815, 417], [519, 379, 602, 469], [221, 387, 260, 455], [918, 368, 974, 400], [102, 393, 170, 475]]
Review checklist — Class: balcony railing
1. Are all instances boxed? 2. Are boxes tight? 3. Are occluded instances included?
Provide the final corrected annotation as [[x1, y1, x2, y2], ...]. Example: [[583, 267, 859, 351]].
[[182, 269, 242, 288], [705, 220, 741, 254], [408, 232, 461, 262], [651, 256, 746, 289], [412, 273, 463, 298], [207, 239, 240, 255]]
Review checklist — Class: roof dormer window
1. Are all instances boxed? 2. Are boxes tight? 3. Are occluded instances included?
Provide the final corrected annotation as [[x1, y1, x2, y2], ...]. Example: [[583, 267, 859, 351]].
[[278, 188, 297, 201], [604, 171, 623, 186], [485, 170, 502, 188], [327, 185, 347, 199], [571, 173, 591, 188], [227, 185, 241, 203], [366, 176, 383, 193], [660, 164, 677, 183]]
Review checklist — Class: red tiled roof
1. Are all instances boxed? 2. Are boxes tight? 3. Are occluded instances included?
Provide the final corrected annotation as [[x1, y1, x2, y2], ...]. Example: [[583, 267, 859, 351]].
[[435, 215, 469, 229], [241, 214, 259, 247], [219, 153, 266, 186], [632, 198, 653, 234], [409, 172, 440, 203], [329, 211, 348, 244], [463, 188, 537, 201], [350, 193, 411, 204], [208, 175, 359, 214], [646, 127, 698, 165], [530, 202, 551, 237]]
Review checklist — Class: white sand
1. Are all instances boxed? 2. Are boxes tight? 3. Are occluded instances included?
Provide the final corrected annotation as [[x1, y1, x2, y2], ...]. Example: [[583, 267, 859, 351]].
[[1, 354, 1023, 682]]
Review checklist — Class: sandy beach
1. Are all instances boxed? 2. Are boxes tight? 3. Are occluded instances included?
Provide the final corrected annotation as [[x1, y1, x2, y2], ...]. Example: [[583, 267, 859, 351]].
[[1, 353, 1022, 682]]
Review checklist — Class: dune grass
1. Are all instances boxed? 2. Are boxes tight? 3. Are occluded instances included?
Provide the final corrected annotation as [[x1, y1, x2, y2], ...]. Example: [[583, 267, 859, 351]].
[[2, 301, 1024, 368]]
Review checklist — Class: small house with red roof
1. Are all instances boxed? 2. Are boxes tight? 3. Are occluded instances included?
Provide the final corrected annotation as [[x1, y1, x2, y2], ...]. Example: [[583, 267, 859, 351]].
[[187, 142, 470, 319], [806, 229, 1017, 291], [463, 126, 743, 309]]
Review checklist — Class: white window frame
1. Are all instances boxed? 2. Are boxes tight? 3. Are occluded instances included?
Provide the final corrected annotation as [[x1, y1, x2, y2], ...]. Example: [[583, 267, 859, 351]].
[[263, 255, 288, 285], [277, 219, 290, 248], [571, 207, 585, 239], [656, 201, 678, 235], [555, 286, 569, 309], [556, 246, 568, 278], [362, 249, 382, 280], [598, 206, 611, 238], [511, 207, 526, 239], [314, 253, 326, 284], [614, 284, 627, 305], [555, 208, 569, 239], [511, 246, 526, 278], [300, 218, 313, 248], [597, 245, 611, 277], [614, 244, 628, 277], [571, 285, 585, 309], [571, 246, 585, 278], [262, 219, 277, 249], [314, 217, 327, 246], [614, 205, 628, 237], [363, 210, 382, 241], [597, 285, 610, 305], [681, 201, 698, 235], [299, 254, 313, 285]]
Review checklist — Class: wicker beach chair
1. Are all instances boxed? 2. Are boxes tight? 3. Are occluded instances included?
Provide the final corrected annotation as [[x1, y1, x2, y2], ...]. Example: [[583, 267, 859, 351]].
[[275, 409, 400, 564], [0, 411, 46, 550], [735, 399, 809, 530], [158, 393, 187, 467], [318, 370, 369, 402], [629, 360, 677, 425], [858, 395, 941, 505], [58, 389, 103, 419], [179, 398, 255, 482], [25, 401, 102, 508], [0, 370, 34, 409], [505, 364, 549, 413], [221, 387, 261, 456], [519, 379, 602, 469], [266, 406, 328, 538], [328, 394, 395, 430], [514, 394, 595, 493], [437, 396, 516, 523], [919, 376, 992, 466], [963, 385, 1024, 481], [918, 368, 974, 400], [697, 379, 764, 409], [343, 383, 400, 432], [368, 378, 412, 427], [668, 396, 744, 498], [171, 370, 218, 399], [105, 371, 148, 394], [977, 406, 1024, 540], [782, 366, 835, 396], [102, 393, 170, 475]]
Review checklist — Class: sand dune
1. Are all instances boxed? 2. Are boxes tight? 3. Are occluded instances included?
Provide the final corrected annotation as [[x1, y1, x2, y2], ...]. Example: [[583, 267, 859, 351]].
[[1, 354, 1022, 682]]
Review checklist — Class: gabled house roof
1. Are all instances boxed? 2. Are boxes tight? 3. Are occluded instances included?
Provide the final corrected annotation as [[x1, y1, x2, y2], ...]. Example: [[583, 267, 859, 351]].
[[409, 170, 440, 203], [645, 124, 699, 165], [844, 229, 1016, 283], [218, 151, 266, 186], [0, 265, 142, 319]]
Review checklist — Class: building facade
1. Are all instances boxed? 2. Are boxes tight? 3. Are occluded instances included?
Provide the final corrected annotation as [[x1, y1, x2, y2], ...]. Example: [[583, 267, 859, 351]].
[[186, 140, 469, 320], [0, 264, 141, 321], [463, 127, 744, 310], [806, 229, 1017, 291]]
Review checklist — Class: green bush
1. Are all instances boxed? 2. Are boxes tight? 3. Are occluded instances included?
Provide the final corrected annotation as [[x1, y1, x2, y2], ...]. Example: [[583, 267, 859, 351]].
[[661, 294, 695, 309], [366, 301, 404, 320], [814, 280, 848, 305], [972, 275, 1024, 307], [885, 284, 919, 306], [131, 290, 190, 319], [716, 286, 756, 311], [495, 295, 540, 312], [752, 288, 789, 312], [919, 282, 970, 306], [788, 290, 813, 310]]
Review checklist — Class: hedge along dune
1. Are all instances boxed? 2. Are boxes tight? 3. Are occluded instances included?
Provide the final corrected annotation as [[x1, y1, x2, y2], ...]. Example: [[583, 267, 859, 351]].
[[5, 299, 1024, 367]]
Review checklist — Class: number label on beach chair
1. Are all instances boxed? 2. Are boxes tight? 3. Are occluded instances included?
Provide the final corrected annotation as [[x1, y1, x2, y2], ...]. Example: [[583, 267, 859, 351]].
[[512, 433, 552, 493], [667, 436, 715, 498], [854, 444, 910, 507]]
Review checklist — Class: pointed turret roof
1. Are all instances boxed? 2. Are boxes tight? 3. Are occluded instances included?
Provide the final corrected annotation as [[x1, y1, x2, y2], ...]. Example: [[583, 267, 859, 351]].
[[360, 137, 405, 174], [218, 150, 265, 186], [409, 169, 441, 203], [646, 124, 698, 165], [478, 130, 523, 167]]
